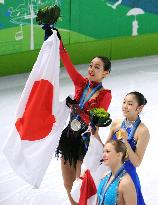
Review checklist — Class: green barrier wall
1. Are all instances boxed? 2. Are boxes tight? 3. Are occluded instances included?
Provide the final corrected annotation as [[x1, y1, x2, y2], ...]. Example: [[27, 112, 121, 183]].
[[0, 0, 158, 76]]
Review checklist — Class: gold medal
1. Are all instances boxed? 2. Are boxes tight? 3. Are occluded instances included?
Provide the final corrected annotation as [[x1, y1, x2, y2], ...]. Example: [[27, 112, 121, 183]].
[[71, 119, 81, 131], [116, 130, 123, 140]]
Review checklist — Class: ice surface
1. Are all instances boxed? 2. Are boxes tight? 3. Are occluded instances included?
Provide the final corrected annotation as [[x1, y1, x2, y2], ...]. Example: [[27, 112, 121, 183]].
[[0, 55, 158, 204]]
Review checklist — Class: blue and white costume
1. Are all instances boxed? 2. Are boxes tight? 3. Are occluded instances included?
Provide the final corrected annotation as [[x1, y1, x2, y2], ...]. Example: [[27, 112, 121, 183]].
[[112, 116, 146, 205]]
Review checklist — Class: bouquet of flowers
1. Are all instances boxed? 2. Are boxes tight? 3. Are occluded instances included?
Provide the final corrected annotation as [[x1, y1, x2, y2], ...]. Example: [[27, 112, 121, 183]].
[[89, 108, 112, 127], [36, 5, 61, 40], [36, 5, 60, 26], [82, 108, 112, 151]]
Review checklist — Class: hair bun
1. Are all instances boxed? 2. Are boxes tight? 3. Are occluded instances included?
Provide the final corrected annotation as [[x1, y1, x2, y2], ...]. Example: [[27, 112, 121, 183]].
[[144, 98, 147, 105]]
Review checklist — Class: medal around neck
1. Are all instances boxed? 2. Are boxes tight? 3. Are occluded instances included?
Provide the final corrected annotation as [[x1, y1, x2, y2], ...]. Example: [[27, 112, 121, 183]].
[[71, 119, 81, 131]]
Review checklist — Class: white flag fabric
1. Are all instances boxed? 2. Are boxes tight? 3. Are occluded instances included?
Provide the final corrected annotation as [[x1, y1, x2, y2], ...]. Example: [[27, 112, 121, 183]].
[[3, 31, 69, 188], [71, 136, 109, 205]]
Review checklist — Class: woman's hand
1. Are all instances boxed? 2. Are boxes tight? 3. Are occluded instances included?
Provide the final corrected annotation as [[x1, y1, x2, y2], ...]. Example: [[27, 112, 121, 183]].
[[89, 125, 98, 136], [90, 126, 104, 146], [116, 128, 128, 143]]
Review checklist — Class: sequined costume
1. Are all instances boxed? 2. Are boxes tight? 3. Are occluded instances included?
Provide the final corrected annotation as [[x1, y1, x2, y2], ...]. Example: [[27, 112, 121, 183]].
[[112, 117, 146, 205], [56, 42, 112, 167], [97, 166, 126, 205]]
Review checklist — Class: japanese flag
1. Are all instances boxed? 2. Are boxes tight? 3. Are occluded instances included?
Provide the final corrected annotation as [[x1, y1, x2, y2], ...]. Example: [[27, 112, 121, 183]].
[[71, 136, 109, 205], [3, 31, 69, 188]]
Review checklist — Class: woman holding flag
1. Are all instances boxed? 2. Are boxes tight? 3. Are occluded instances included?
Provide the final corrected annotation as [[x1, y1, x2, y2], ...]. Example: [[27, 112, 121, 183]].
[[3, 6, 112, 204], [38, 6, 112, 204], [56, 41, 112, 204]]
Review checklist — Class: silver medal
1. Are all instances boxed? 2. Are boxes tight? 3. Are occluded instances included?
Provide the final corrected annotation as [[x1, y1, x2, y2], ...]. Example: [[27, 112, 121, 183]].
[[71, 119, 81, 131]]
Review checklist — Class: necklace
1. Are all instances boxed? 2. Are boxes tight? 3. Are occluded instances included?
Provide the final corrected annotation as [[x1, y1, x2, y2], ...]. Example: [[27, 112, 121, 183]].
[[124, 118, 135, 129]]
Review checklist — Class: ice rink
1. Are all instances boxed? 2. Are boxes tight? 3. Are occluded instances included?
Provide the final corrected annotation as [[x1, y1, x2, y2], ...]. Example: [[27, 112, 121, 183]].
[[0, 55, 158, 204]]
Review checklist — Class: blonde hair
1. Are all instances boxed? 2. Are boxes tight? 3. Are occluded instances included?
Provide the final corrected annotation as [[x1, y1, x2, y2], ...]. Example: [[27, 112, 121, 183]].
[[106, 140, 128, 163]]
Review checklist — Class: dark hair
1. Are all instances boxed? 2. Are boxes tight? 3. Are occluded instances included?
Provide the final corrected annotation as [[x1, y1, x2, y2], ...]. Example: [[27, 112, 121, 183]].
[[96, 56, 111, 73], [106, 140, 128, 163], [126, 91, 147, 106]]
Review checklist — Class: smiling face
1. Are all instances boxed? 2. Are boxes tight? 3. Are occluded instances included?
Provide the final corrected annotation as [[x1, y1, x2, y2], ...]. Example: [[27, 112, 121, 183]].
[[87, 57, 109, 82], [122, 94, 143, 121]]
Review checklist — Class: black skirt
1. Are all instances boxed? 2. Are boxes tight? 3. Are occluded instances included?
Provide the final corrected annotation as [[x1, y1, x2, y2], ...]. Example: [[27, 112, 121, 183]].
[[56, 120, 89, 168]]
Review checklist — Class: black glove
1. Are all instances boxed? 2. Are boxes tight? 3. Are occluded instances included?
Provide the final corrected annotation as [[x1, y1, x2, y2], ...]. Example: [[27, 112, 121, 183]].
[[53, 28, 61, 40], [42, 24, 53, 41], [66, 96, 77, 108]]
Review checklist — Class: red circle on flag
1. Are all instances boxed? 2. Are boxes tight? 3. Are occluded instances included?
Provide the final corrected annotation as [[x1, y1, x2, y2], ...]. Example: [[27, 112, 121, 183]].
[[15, 79, 56, 141]]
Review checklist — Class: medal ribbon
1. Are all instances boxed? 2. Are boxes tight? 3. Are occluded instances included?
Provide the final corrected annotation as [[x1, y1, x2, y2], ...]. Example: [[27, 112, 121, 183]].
[[98, 165, 125, 205], [71, 81, 102, 131], [79, 81, 102, 109]]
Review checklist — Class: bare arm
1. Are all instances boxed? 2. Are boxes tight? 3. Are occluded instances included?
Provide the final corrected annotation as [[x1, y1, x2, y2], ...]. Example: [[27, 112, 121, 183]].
[[106, 121, 150, 167], [123, 125, 150, 167], [92, 120, 120, 146], [92, 120, 115, 146], [105, 120, 120, 142], [92, 127, 104, 146], [120, 175, 137, 205]]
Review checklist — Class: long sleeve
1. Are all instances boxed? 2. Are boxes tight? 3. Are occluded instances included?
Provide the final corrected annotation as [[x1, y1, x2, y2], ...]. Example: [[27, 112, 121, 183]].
[[79, 91, 112, 124], [99, 91, 112, 111], [59, 41, 86, 86]]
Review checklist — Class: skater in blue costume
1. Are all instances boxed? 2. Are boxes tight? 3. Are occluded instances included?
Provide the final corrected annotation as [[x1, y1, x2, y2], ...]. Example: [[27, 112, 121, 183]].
[[106, 91, 150, 205], [97, 139, 137, 205]]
